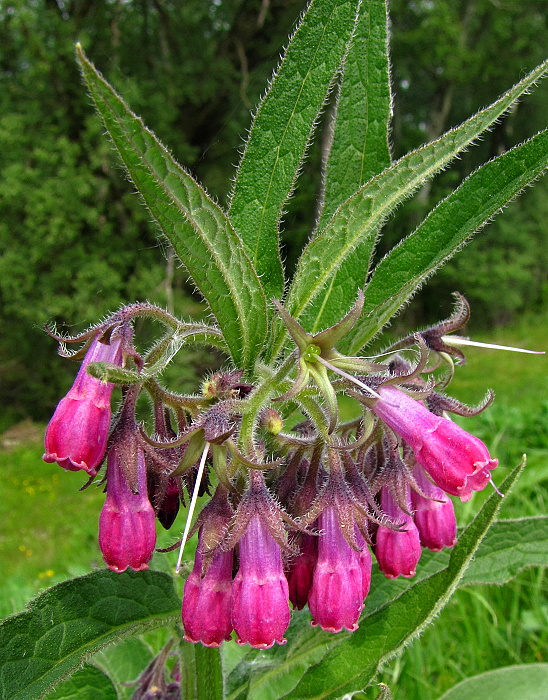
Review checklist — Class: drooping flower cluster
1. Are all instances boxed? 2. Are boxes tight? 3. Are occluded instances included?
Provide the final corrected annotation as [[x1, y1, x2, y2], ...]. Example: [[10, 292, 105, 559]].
[[43, 294, 500, 647]]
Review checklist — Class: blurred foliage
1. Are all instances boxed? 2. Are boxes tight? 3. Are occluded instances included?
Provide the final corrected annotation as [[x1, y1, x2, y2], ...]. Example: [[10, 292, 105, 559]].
[[1, 0, 547, 425], [385, 0, 548, 326]]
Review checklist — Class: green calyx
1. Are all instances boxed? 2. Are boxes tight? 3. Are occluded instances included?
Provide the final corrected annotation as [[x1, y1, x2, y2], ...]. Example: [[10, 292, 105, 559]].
[[272, 291, 378, 433]]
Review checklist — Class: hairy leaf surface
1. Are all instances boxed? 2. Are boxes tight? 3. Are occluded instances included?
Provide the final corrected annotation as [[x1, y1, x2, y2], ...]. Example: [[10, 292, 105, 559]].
[[77, 47, 267, 370], [229, 0, 361, 299]]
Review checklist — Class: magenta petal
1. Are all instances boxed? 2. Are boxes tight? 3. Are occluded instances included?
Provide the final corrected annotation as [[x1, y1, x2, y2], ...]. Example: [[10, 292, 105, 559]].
[[231, 514, 290, 649], [376, 487, 421, 579], [43, 336, 123, 476], [182, 535, 233, 647], [372, 385, 498, 501], [286, 533, 318, 610], [43, 397, 112, 475], [354, 526, 372, 599], [412, 468, 457, 551], [308, 508, 363, 633], [98, 448, 156, 572]]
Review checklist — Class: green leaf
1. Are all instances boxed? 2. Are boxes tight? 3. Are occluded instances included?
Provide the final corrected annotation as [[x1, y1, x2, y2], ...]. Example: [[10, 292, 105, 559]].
[[225, 612, 334, 700], [225, 509, 548, 700], [76, 46, 267, 371], [302, 0, 392, 333], [364, 513, 548, 617], [437, 664, 548, 700], [228, 0, 361, 299], [44, 666, 116, 700], [280, 460, 525, 699], [459, 515, 548, 586], [270, 58, 548, 359], [0, 570, 180, 700], [348, 128, 548, 352], [317, 0, 392, 229]]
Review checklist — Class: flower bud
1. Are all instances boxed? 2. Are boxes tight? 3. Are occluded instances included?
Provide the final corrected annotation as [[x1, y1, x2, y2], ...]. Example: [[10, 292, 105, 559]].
[[43, 336, 123, 476], [376, 486, 421, 579], [156, 478, 181, 530], [98, 446, 156, 572], [308, 507, 364, 633], [231, 514, 290, 648]]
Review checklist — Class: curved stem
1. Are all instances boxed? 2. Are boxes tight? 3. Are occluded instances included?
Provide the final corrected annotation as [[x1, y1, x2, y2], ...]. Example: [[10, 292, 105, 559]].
[[238, 351, 297, 455]]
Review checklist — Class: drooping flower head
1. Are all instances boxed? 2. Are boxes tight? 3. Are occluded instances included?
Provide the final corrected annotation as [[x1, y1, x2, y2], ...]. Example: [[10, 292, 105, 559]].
[[98, 443, 157, 572], [231, 512, 291, 648], [41, 293, 511, 649], [286, 447, 372, 631], [308, 506, 365, 632], [227, 470, 293, 648]]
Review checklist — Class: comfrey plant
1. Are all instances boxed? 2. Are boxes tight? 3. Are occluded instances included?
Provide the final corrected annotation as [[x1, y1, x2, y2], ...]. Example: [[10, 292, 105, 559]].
[[3, 1, 547, 698]]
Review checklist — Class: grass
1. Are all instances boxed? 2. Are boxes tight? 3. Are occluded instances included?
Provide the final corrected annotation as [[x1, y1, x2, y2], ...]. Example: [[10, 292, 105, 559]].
[[0, 315, 546, 697], [0, 431, 181, 620]]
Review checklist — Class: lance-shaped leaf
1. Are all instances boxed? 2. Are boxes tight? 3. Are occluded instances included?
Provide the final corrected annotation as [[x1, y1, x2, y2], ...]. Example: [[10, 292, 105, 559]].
[[348, 128, 548, 352], [228, 0, 361, 299], [0, 570, 180, 700], [363, 514, 548, 615], [317, 0, 392, 230], [76, 47, 267, 371], [269, 58, 548, 360], [280, 460, 524, 699], [302, 0, 392, 333]]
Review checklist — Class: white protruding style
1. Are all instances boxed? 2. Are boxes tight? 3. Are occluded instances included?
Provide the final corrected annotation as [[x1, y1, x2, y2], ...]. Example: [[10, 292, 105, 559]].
[[176, 442, 209, 574]]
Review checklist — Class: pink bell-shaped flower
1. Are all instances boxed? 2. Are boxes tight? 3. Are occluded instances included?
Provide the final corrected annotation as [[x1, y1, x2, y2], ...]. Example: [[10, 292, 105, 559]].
[[411, 467, 457, 552], [43, 335, 123, 476], [308, 507, 364, 633], [98, 445, 156, 572], [376, 485, 421, 579], [182, 530, 234, 647], [372, 385, 498, 501], [231, 513, 291, 649]]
